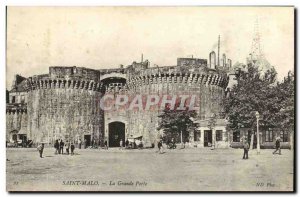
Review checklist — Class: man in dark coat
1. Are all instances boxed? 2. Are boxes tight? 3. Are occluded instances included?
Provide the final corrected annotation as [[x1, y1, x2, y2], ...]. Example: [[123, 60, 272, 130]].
[[104, 140, 108, 150], [273, 138, 281, 155], [242, 139, 250, 159], [158, 139, 163, 154], [54, 140, 59, 154], [58, 139, 61, 154], [78, 139, 82, 149], [60, 140, 64, 154], [125, 139, 129, 149], [70, 142, 75, 155]]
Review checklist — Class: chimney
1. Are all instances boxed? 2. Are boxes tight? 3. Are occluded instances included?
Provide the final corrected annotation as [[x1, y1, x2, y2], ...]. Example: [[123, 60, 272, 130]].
[[217, 35, 220, 66], [209, 51, 216, 69], [222, 53, 226, 67], [227, 59, 232, 68]]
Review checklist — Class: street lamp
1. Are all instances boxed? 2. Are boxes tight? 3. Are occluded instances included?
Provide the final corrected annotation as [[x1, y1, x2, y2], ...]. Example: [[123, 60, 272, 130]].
[[255, 111, 260, 154], [209, 114, 216, 150]]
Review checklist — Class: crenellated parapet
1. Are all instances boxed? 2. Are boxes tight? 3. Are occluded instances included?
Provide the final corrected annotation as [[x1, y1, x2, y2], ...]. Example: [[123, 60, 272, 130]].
[[6, 108, 27, 114], [104, 83, 128, 94], [26, 79, 104, 92], [127, 72, 228, 89], [6, 103, 27, 114]]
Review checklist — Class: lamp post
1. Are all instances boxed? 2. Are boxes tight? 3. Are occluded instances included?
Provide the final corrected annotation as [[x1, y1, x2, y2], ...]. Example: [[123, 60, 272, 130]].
[[255, 111, 260, 154], [180, 130, 183, 145], [208, 114, 216, 149], [179, 120, 184, 148]]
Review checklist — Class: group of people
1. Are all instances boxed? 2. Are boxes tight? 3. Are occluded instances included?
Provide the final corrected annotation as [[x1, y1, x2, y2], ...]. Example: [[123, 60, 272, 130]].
[[242, 137, 282, 159], [36, 139, 76, 158], [156, 138, 177, 154], [118, 139, 144, 150], [36, 136, 283, 158], [54, 139, 75, 155]]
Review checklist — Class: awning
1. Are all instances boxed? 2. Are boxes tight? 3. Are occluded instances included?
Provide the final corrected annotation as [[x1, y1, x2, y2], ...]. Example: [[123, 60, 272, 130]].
[[18, 129, 27, 135], [9, 130, 18, 134], [127, 135, 143, 139]]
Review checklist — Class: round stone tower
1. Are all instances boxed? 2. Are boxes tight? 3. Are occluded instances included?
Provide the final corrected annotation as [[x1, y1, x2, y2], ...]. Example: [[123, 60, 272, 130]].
[[125, 58, 228, 146], [26, 67, 104, 146]]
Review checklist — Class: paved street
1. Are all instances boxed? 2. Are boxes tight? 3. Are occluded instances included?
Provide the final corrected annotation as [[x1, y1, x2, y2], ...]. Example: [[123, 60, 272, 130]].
[[6, 147, 294, 191]]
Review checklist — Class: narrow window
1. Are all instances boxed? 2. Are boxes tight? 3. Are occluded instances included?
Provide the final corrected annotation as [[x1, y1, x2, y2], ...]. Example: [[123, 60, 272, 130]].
[[280, 131, 289, 142], [216, 130, 223, 141], [194, 131, 201, 141], [21, 95, 25, 103]]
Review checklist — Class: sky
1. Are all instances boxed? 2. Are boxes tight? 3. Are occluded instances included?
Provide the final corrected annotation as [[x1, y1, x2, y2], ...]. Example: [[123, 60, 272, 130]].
[[6, 7, 294, 89]]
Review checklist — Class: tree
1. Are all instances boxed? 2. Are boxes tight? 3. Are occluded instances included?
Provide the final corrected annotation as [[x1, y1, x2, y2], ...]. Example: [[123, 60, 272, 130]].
[[157, 108, 198, 145], [274, 72, 294, 128], [272, 71, 295, 149], [223, 63, 278, 133], [224, 62, 295, 149]]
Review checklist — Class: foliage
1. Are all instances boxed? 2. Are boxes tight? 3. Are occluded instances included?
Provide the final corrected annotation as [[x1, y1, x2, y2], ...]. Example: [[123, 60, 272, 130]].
[[272, 71, 294, 132], [223, 63, 294, 133], [157, 108, 198, 143]]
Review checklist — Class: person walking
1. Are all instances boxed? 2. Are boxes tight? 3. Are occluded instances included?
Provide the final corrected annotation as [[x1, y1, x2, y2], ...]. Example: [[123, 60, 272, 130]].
[[54, 140, 59, 154], [70, 142, 75, 155], [84, 139, 87, 149], [158, 139, 163, 154], [78, 139, 82, 149], [60, 140, 64, 154], [138, 140, 143, 150], [273, 137, 282, 155], [133, 139, 137, 149], [37, 143, 44, 158], [58, 139, 61, 154], [119, 139, 124, 150], [125, 139, 129, 149], [65, 141, 70, 155], [170, 138, 176, 149], [104, 140, 108, 150], [93, 139, 97, 149], [242, 138, 250, 159]]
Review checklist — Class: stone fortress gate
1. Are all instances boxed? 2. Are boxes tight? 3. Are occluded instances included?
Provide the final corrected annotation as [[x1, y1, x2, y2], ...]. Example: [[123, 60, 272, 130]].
[[7, 52, 233, 148]]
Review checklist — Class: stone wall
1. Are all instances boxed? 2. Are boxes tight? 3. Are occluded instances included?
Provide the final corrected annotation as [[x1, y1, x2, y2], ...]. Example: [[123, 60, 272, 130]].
[[7, 62, 229, 147], [6, 109, 28, 142], [124, 64, 228, 146], [25, 71, 104, 144]]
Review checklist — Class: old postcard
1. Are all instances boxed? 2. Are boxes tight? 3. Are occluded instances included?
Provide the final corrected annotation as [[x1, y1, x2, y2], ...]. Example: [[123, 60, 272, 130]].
[[6, 6, 294, 192]]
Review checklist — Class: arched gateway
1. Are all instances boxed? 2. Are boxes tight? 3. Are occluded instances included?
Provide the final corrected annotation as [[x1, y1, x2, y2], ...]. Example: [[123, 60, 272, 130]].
[[108, 121, 125, 147]]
